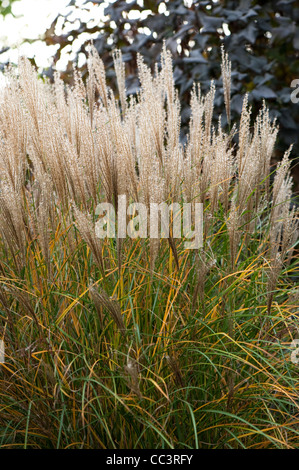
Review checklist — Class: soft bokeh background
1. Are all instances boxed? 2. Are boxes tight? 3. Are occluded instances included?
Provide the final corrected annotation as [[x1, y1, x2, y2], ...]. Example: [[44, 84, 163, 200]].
[[0, 0, 111, 68]]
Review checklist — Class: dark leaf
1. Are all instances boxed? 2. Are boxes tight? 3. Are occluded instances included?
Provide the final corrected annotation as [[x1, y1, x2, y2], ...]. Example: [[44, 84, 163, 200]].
[[251, 86, 277, 100], [182, 50, 207, 64]]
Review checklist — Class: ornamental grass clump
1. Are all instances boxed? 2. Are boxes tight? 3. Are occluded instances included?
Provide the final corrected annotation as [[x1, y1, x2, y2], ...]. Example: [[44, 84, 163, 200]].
[[0, 45, 298, 449]]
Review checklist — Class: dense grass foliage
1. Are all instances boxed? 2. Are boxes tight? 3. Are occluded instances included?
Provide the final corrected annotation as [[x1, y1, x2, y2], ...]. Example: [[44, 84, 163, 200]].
[[41, 0, 299, 185], [0, 47, 298, 449]]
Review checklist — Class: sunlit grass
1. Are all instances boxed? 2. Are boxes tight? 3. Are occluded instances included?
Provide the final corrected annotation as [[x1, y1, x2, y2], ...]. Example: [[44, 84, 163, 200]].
[[0, 47, 298, 449]]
